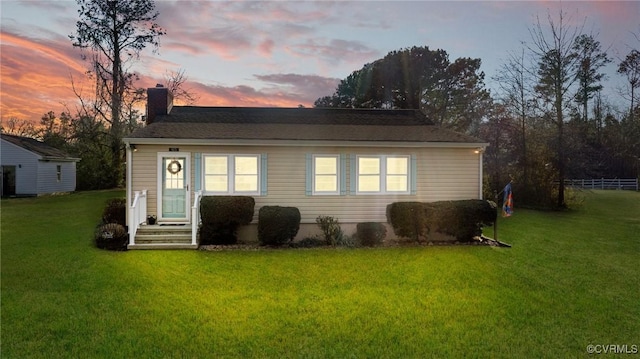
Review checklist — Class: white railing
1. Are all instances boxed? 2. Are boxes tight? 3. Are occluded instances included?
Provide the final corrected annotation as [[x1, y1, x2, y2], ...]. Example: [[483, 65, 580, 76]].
[[191, 190, 203, 245], [129, 189, 148, 245], [562, 178, 638, 191]]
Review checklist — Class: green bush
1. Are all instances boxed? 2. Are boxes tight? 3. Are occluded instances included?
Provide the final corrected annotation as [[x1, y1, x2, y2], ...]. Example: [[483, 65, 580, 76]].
[[336, 233, 357, 248], [316, 216, 343, 246], [95, 223, 128, 251], [199, 196, 255, 245], [199, 223, 237, 245], [258, 206, 301, 246], [387, 200, 497, 242], [102, 198, 126, 226], [386, 202, 428, 242], [423, 200, 497, 241], [356, 222, 387, 247], [293, 237, 327, 248]]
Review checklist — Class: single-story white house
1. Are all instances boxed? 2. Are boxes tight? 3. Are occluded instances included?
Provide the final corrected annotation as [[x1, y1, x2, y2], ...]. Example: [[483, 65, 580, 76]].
[[123, 85, 487, 249], [1, 134, 79, 197]]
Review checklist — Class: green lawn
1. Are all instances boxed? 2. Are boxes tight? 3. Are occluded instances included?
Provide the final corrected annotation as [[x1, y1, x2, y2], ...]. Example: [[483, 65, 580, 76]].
[[2, 190, 639, 358]]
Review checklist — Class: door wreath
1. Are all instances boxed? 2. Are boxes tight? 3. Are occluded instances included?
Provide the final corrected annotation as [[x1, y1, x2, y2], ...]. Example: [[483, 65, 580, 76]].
[[167, 160, 182, 174]]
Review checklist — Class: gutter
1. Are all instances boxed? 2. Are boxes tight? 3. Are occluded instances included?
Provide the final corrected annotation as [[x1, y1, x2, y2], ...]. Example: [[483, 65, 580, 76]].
[[123, 137, 489, 149]]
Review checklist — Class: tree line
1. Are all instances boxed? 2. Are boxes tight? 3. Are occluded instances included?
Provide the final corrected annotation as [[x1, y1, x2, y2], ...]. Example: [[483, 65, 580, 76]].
[[315, 10, 639, 208], [1, 2, 638, 208]]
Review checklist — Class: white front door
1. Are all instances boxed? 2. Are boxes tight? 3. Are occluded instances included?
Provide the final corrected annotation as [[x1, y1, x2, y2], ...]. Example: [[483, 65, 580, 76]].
[[158, 153, 190, 222]]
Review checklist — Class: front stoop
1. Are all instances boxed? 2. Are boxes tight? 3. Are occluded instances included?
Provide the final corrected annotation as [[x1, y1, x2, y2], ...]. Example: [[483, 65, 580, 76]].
[[129, 225, 198, 250]]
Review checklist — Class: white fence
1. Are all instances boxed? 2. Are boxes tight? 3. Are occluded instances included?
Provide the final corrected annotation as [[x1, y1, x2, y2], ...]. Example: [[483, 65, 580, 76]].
[[562, 178, 638, 191]]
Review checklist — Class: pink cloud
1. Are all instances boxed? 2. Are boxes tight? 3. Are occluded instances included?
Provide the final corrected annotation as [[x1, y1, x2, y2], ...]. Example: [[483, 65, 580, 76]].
[[189, 82, 308, 108], [153, 1, 336, 61], [258, 39, 275, 58], [287, 38, 380, 66], [0, 31, 90, 123], [254, 73, 340, 104]]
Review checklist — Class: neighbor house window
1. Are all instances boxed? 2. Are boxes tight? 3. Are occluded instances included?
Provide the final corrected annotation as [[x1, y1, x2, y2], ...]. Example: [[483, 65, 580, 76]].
[[356, 155, 409, 194], [56, 165, 62, 182], [203, 155, 260, 194]]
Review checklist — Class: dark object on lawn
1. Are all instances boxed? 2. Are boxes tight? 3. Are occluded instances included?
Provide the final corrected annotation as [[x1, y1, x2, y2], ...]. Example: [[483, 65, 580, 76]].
[[258, 206, 301, 246], [95, 223, 128, 251], [477, 235, 512, 247]]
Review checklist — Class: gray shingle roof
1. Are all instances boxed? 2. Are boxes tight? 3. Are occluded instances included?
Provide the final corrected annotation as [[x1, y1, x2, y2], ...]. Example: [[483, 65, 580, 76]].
[[1, 134, 78, 160], [126, 107, 484, 144]]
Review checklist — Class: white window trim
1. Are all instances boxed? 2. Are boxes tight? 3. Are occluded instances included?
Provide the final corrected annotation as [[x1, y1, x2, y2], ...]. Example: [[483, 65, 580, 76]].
[[202, 154, 261, 195], [312, 154, 340, 195], [356, 155, 411, 195]]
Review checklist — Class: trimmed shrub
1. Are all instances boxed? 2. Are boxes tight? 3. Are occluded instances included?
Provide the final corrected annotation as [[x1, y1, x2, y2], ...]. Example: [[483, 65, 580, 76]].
[[387, 200, 497, 242], [258, 206, 301, 246], [95, 223, 128, 250], [200, 196, 255, 224], [199, 196, 255, 245], [386, 202, 428, 242], [316, 216, 343, 246], [102, 198, 126, 226], [356, 222, 387, 247], [423, 200, 497, 241]]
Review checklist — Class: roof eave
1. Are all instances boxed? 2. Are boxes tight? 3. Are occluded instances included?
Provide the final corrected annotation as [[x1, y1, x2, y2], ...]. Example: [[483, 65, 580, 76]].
[[123, 137, 488, 148], [39, 156, 81, 162]]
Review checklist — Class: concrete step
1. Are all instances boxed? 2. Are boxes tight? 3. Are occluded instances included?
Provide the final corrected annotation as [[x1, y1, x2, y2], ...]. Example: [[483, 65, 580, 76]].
[[128, 243, 198, 250], [136, 224, 191, 236], [135, 234, 192, 244], [131, 224, 196, 249]]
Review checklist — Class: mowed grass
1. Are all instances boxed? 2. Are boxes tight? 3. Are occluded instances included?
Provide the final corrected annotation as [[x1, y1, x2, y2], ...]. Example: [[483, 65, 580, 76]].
[[1, 190, 638, 358]]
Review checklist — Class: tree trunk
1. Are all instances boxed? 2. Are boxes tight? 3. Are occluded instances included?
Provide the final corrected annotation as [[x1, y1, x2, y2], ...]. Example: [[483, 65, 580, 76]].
[[556, 96, 566, 208], [109, 0, 123, 187]]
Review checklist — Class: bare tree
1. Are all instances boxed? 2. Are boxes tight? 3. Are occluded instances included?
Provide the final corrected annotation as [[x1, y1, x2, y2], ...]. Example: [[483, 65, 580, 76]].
[[494, 47, 537, 187], [618, 49, 640, 117], [528, 9, 583, 208], [70, 0, 164, 187], [164, 69, 199, 105], [0, 118, 38, 138]]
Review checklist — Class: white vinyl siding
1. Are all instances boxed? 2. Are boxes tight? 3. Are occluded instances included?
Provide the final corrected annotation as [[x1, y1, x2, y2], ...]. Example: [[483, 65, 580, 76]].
[[37, 161, 76, 194], [129, 145, 481, 222], [0, 138, 77, 195], [203, 154, 260, 195]]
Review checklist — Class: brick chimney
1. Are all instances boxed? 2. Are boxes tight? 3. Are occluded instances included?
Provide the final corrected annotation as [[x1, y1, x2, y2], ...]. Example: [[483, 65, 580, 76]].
[[146, 84, 173, 125]]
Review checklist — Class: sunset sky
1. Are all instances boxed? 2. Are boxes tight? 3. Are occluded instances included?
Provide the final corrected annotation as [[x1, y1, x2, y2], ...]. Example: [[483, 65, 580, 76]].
[[1, 1, 638, 126]]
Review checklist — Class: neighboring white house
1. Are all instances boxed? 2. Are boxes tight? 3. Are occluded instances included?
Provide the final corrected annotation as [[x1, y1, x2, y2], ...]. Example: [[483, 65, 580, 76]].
[[123, 85, 488, 248], [1, 134, 79, 197]]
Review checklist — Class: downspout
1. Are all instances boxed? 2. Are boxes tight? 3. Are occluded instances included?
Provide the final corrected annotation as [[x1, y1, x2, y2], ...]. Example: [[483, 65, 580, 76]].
[[478, 150, 483, 200]]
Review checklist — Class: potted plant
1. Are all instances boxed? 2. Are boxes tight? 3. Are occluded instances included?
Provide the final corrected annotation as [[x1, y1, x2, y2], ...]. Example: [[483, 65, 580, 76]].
[[147, 215, 157, 225]]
